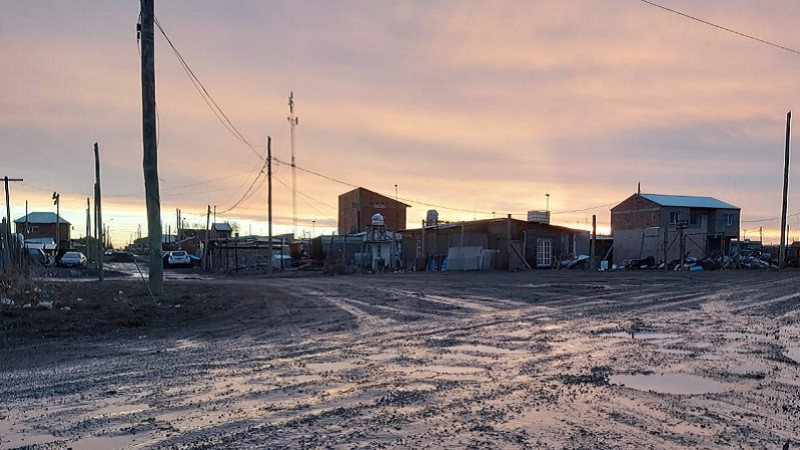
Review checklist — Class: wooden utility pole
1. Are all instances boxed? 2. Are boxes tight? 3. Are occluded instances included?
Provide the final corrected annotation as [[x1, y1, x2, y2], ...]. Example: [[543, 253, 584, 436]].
[[267, 136, 273, 275], [3, 177, 23, 264], [204, 205, 210, 270], [52, 191, 60, 252], [141, 0, 163, 293], [779, 111, 791, 269], [590, 215, 597, 270], [288, 92, 299, 238], [506, 214, 512, 271], [85, 197, 91, 264], [94, 143, 104, 281]]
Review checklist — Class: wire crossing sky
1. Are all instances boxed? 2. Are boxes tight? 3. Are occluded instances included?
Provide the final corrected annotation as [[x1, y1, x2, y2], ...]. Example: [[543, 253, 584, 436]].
[[4, 1, 800, 245]]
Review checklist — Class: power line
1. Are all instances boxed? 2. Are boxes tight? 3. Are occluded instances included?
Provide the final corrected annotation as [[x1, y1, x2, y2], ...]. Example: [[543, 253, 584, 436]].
[[152, 16, 264, 159], [637, 0, 800, 55]]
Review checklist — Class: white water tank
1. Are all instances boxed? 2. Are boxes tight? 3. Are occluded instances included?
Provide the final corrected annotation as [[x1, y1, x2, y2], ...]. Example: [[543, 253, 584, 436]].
[[371, 213, 385, 226]]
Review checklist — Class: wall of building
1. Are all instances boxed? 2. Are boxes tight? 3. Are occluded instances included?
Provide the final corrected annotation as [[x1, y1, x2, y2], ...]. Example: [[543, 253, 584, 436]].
[[613, 225, 724, 265], [338, 189, 408, 234], [610, 195, 661, 231], [400, 219, 587, 270], [17, 222, 71, 247]]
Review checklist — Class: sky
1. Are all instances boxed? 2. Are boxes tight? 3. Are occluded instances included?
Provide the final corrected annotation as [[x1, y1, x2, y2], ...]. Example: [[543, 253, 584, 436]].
[[3, 0, 800, 247]]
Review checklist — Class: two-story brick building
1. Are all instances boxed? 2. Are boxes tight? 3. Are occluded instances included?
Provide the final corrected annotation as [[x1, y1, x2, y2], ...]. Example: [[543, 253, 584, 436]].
[[338, 187, 410, 234], [15, 212, 71, 249], [611, 193, 740, 265]]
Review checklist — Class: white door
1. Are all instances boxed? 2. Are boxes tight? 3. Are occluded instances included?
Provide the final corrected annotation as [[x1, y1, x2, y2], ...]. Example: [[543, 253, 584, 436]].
[[537, 239, 552, 267]]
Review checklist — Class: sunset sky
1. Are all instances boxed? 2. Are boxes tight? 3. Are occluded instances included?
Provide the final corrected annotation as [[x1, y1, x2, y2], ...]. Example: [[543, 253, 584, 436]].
[[4, 1, 800, 246]]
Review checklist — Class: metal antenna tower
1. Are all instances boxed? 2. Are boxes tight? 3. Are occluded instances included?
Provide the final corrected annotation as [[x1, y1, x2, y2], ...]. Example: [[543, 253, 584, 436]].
[[288, 92, 299, 238]]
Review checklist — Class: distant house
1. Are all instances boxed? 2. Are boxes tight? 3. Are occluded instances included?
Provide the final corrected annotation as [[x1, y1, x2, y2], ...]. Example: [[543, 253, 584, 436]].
[[15, 212, 71, 249], [211, 223, 233, 239], [338, 187, 410, 234], [610, 193, 740, 265]]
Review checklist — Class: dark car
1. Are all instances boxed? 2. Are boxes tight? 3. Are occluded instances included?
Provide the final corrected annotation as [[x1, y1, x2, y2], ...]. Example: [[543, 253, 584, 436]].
[[59, 251, 87, 268], [26, 248, 49, 266]]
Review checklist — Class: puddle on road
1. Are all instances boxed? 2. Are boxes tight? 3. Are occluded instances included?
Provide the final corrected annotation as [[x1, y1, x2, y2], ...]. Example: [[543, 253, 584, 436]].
[[610, 331, 681, 340], [727, 362, 765, 376], [721, 332, 772, 342], [0, 426, 58, 449], [784, 347, 800, 364], [69, 434, 147, 450], [389, 364, 485, 381], [610, 373, 727, 395], [447, 344, 525, 356], [82, 403, 150, 419], [654, 348, 694, 355], [306, 361, 359, 372]]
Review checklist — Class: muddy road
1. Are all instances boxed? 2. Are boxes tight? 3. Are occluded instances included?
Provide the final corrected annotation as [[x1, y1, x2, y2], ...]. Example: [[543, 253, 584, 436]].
[[1, 271, 799, 449]]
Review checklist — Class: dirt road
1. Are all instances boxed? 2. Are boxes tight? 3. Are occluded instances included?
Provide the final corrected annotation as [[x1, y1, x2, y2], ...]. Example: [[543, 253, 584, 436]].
[[1, 270, 799, 449]]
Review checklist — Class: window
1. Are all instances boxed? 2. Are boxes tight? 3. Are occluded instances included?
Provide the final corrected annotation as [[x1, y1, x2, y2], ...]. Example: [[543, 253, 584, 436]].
[[536, 239, 552, 267], [690, 212, 698, 225], [723, 213, 733, 226], [669, 212, 679, 224]]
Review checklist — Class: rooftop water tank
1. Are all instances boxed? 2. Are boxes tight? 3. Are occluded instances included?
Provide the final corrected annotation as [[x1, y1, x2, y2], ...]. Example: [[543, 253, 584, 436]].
[[371, 213, 385, 226], [426, 210, 439, 226]]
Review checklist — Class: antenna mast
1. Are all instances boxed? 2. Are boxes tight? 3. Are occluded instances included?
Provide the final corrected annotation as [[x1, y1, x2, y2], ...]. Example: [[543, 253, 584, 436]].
[[288, 92, 299, 238]]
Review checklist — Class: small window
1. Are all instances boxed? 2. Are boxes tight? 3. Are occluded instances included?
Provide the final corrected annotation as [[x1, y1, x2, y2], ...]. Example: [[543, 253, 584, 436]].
[[690, 212, 698, 225], [723, 214, 733, 226], [669, 212, 679, 224]]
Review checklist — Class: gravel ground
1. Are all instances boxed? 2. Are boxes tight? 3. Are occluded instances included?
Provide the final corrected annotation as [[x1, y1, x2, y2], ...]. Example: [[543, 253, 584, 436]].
[[1, 270, 799, 449]]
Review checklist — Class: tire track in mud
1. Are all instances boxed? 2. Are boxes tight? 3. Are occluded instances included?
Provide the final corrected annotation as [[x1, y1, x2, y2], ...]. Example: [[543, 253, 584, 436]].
[[4, 271, 800, 449]]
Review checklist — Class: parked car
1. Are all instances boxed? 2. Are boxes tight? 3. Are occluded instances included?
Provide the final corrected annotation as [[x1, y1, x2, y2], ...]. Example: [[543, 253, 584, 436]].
[[166, 250, 191, 267], [26, 247, 49, 266], [59, 251, 87, 268]]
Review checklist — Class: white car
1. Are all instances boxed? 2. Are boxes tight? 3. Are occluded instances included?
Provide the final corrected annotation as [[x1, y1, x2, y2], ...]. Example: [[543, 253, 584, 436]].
[[59, 251, 87, 269], [167, 251, 191, 267]]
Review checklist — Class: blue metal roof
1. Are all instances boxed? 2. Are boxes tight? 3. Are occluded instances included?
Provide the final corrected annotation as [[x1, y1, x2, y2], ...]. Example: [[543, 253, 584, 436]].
[[641, 194, 738, 210], [14, 212, 71, 225]]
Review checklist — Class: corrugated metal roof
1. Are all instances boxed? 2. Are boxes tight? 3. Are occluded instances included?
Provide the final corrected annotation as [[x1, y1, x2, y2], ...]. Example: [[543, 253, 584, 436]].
[[641, 194, 738, 210], [14, 212, 71, 225], [213, 223, 232, 231]]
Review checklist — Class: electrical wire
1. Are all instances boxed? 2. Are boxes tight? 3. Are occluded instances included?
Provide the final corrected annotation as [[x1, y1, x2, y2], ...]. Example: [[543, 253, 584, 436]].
[[152, 16, 264, 159], [637, 0, 800, 55]]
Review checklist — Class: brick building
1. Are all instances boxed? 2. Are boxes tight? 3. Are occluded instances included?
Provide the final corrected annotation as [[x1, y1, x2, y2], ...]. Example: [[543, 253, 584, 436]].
[[401, 217, 589, 271], [338, 187, 410, 234], [15, 212, 71, 248], [610, 193, 740, 264]]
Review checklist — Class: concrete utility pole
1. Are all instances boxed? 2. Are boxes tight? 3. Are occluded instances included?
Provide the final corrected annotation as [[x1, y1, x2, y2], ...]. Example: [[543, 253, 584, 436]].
[[267, 136, 273, 275], [94, 143, 103, 281], [140, 0, 163, 294], [779, 111, 791, 269]]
